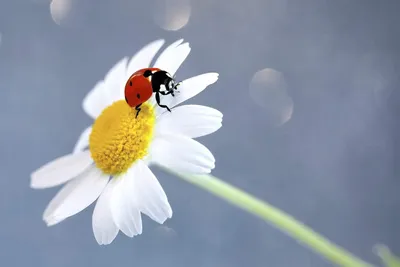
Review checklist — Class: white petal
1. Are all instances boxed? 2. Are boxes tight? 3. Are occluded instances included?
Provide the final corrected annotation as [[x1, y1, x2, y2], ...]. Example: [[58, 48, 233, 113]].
[[149, 133, 215, 174], [92, 178, 119, 245], [135, 161, 172, 224], [126, 39, 165, 77], [153, 40, 190, 77], [43, 166, 109, 226], [153, 39, 183, 66], [73, 126, 92, 154], [103, 57, 129, 103], [156, 73, 219, 116], [82, 80, 108, 119], [152, 39, 182, 70], [110, 167, 143, 237], [156, 105, 223, 138], [30, 151, 93, 189]]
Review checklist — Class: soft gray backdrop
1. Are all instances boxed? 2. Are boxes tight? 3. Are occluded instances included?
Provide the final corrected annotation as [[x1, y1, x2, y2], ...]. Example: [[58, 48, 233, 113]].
[[0, 0, 399, 266]]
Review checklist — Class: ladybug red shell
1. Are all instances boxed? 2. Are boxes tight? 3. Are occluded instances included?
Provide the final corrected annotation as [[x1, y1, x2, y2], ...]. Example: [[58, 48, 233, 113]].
[[124, 67, 181, 118], [124, 68, 159, 108]]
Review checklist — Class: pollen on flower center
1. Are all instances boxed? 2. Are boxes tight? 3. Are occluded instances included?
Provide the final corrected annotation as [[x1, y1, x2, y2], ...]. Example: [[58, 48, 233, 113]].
[[89, 100, 155, 176]]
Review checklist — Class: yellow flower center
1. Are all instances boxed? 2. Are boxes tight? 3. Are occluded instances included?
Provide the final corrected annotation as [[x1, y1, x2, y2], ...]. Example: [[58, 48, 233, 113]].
[[89, 100, 155, 176]]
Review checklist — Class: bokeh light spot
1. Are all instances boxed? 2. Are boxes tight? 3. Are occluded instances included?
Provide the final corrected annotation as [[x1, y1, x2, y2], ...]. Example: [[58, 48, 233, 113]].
[[249, 68, 294, 127], [353, 54, 393, 106], [153, 0, 191, 31], [50, 0, 71, 26]]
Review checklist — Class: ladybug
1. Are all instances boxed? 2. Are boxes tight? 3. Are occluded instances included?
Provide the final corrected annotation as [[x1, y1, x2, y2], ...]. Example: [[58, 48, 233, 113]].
[[124, 68, 181, 118]]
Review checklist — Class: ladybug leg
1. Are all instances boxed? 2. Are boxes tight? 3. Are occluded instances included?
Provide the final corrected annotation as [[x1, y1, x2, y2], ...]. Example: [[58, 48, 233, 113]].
[[135, 104, 142, 118], [172, 81, 182, 95], [174, 81, 182, 89], [159, 83, 175, 97], [155, 92, 171, 112], [161, 80, 181, 97]]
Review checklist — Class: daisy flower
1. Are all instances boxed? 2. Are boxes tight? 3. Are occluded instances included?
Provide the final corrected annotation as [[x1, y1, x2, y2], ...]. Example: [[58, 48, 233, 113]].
[[30, 39, 223, 245]]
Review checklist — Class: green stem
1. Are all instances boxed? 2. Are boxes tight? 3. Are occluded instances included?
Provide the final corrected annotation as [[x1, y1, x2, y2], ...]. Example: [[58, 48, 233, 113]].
[[165, 169, 374, 267]]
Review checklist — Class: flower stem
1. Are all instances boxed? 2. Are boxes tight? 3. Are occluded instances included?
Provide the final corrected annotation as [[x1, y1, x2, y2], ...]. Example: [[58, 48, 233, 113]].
[[166, 170, 374, 267]]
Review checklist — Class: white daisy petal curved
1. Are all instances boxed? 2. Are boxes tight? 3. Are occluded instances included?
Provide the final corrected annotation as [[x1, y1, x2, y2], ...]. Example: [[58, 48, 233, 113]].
[[92, 178, 119, 245], [156, 73, 219, 116], [153, 39, 184, 73], [150, 133, 215, 174], [156, 105, 223, 138], [110, 167, 143, 237], [82, 81, 108, 119], [73, 126, 92, 154], [154, 41, 190, 77], [30, 151, 93, 189], [126, 39, 165, 77], [135, 161, 172, 224], [103, 57, 129, 104], [43, 166, 109, 226]]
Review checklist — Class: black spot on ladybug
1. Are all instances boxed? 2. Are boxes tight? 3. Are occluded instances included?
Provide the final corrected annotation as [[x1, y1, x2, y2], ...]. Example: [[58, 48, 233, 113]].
[[129, 81, 132, 86], [143, 70, 152, 77], [137, 94, 140, 99]]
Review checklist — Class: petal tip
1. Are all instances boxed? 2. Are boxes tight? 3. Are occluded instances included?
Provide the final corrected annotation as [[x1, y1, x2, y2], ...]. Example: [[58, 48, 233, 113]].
[[180, 42, 191, 49], [43, 216, 59, 227], [95, 237, 114, 246], [204, 73, 219, 85], [215, 109, 223, 118], [211, 72, 219, 79], [30, 180, 41, 189], [168, 209, 173, 219], [174, 39, 184, 45], [153, 38, 166, 44], [160, 208, 173, 224], [30, 172, 39, 188], [30, 170, 51, 189]]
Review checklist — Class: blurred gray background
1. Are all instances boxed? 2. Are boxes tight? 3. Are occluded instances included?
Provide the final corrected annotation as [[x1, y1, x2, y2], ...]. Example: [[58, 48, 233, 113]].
[[0, 0, 399, 266]]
